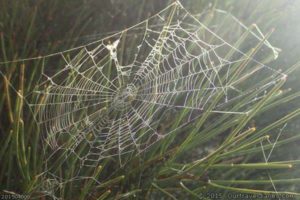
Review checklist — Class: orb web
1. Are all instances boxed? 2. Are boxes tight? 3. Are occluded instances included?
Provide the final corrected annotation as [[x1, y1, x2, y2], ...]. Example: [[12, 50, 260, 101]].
[[24, 2, 286, 169]]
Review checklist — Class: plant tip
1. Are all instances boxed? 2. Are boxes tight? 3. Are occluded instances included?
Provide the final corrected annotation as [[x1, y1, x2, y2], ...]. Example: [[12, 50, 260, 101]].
[[281, 74, 288, 81]]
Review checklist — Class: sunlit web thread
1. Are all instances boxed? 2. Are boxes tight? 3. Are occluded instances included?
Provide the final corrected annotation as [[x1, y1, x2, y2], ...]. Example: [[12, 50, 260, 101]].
[[0, 2, 286, 168], [260, 123, 288, 199]]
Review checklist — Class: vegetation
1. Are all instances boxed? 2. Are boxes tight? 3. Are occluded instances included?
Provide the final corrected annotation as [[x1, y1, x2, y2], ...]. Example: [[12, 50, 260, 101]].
[[0, 0, 300, 199]]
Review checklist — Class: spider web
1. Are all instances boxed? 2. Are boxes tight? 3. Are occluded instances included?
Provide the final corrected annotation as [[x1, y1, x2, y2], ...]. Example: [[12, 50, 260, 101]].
[[0, 2, 290, 199], [21, 1, 286, 170]]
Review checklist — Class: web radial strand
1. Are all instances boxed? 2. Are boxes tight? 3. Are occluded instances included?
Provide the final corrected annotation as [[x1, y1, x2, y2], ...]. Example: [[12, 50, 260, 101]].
[[26, 2, 286, 169]]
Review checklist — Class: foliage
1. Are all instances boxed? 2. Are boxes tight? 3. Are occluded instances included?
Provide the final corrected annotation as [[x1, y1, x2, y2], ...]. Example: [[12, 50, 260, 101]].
[[0, 0, 300, 199]]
